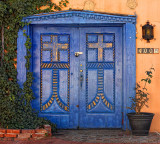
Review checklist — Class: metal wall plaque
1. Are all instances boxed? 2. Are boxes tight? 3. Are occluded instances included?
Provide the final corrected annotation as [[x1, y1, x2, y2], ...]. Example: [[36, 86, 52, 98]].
[[137, 48, 159, 54]]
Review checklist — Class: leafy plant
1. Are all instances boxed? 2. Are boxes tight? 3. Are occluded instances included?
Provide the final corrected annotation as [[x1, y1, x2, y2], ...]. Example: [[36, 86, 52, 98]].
[[127, 67, 155, 114], [0, 0, 68, 131]]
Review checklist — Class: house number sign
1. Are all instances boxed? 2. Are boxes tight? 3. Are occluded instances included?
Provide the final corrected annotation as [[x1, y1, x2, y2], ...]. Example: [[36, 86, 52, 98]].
[[138, 48, 159, 54]]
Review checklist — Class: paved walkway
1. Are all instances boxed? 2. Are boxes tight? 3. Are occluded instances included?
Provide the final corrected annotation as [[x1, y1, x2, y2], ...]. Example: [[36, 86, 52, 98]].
[[55, 129, 160, 144], [0, 129, 160, 144]]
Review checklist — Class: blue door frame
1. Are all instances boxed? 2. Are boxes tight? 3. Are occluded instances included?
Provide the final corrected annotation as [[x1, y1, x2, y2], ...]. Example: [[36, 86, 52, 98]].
[[17, 11, 136, 130]]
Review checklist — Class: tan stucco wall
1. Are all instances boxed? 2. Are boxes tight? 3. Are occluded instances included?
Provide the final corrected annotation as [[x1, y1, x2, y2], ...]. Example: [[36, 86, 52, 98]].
[[52, 0, 160, 132]]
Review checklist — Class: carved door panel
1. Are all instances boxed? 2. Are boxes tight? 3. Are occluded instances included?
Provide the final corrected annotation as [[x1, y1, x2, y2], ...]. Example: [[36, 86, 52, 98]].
[[79, 27, 122, 128], [32, 26, 79, 128]]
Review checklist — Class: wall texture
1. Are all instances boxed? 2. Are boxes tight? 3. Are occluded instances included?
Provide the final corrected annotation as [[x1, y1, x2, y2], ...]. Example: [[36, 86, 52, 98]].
[[51, 0, 160, 132]]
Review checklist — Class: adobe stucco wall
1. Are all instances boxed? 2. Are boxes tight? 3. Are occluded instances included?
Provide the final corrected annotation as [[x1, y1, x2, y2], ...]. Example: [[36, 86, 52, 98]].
[[52, 0, 160, 132]]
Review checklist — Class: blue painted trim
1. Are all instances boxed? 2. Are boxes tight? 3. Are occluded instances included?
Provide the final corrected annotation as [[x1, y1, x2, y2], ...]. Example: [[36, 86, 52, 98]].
[[17, 26, 27, 88], [23, 11, 136, 24], [122, 23, 136, 130]]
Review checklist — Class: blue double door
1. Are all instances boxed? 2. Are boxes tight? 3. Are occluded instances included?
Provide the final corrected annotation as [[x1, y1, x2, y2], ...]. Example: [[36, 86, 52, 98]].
[[32, 25, 122, 129]]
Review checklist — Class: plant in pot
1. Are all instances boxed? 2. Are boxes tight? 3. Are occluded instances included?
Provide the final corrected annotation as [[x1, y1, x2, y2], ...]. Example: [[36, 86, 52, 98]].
[[127, 67, 155, 136]]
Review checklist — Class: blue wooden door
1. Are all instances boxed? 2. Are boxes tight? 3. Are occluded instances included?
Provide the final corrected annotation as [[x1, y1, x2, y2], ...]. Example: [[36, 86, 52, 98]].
[[32, 26, 80, 129], [32, 25, 122, 129], [79, 27, 122, 128]]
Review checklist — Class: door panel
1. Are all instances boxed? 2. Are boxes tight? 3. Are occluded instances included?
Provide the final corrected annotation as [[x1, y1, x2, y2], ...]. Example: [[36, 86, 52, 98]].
[[41, 34, 70, 113], [32, 26, 79, 128], [79, 27, 122, 128]]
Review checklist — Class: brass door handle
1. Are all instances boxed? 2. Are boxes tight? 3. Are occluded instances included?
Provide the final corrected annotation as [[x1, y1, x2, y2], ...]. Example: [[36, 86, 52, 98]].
[[75, 52, 83, 57]]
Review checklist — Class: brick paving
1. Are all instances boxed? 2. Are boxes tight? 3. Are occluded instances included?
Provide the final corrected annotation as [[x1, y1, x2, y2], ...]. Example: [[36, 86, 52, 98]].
[[55, 129, 160, 143], [0, 129, 160, 144]]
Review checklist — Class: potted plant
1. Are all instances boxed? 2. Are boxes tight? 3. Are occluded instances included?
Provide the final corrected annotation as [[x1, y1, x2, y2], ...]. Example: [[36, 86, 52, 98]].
[[127, 67, 155, 136]]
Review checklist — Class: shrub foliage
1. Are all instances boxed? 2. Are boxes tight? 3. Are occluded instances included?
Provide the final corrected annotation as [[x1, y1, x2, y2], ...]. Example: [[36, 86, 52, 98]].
[[0, 0, 68, 131], [127, 67, 155, 114]]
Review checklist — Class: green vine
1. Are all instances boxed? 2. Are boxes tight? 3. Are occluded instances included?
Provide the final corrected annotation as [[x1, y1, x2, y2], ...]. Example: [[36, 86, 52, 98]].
[[23, 31, 34, 103], [0, 0, 69, 131]]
